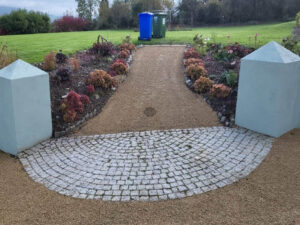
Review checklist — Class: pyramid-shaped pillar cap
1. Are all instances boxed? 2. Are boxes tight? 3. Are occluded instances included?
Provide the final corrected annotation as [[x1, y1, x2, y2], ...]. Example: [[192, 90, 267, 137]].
[[243, 41, 300, 63], [0, 59, 47, 80]]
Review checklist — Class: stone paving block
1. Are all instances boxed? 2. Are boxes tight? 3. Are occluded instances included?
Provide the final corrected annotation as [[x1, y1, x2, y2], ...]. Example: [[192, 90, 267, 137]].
[[18, 127, 273, 202]]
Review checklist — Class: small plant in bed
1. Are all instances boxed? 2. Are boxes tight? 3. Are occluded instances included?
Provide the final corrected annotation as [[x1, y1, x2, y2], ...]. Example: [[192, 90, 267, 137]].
[[186, 64, 207, 81], [56, 68, 71, 81], [111, 59, 128, 75], [0, 43, 17, 69], [88, 69, 117, 89], [56, 50, 67, 64], [60, 90, 90, 123], [69, 58, 80, 71], [207, 42, 253, 65], [184, 48, 200, 59], [119, 43, 136, 53], [90, 35, 114, 57], [184, 58, 204, 67], [210, 84, 232, 99], [119, 49, 130, 59], [220, 70, 238, 87], [193, 34, 210, 56], [43, 51, 56, 71], [86, 84, 95, 96], [194, 77, 214, 94]]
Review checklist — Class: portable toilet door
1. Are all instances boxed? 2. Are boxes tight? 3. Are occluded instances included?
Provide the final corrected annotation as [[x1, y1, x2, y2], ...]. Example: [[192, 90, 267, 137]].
[[138, 12, 154, 41]]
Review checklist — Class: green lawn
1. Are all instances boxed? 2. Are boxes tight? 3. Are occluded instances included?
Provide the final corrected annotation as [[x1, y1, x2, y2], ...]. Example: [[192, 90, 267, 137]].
[[0, 21, 296, 63]]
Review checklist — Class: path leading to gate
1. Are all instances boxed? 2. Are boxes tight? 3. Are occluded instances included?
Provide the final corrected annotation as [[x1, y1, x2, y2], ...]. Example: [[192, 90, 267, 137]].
[[77, 46, 219, 135]]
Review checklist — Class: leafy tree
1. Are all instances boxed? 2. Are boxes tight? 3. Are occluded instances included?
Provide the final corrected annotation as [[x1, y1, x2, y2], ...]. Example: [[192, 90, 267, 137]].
[[76, 0, 88, 19], [98, 0, 111, 28], [178, 0, 199, 26], [76, 0, 99, 22], [110, 1, 132, 28], [205, 0, 223, 24]]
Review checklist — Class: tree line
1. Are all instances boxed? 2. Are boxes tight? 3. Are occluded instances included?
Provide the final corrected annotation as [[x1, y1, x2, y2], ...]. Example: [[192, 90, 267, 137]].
[[0, 0, 299, 35], [0, 10, 50, 35], [77, 0, 300, 28], [178, 0, 300, 26]]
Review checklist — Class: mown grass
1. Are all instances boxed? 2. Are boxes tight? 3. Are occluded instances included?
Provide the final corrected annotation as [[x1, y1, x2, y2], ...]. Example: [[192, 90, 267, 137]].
[[0, 21, 296, 63]]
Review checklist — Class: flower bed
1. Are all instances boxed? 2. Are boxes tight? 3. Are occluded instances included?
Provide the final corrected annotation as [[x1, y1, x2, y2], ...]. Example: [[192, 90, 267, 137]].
[[37, 35, 135, 137], [183, 43, 254, 127]]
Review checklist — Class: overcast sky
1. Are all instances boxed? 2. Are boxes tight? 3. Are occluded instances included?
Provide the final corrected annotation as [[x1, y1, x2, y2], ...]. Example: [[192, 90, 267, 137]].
[[0, 0, 179, 16], [0, 0, 78, 16]]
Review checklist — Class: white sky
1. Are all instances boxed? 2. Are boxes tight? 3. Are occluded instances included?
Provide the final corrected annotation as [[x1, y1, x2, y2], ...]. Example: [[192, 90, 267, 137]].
[[0, 0, 179, 16], [0, 0, 77, 16]]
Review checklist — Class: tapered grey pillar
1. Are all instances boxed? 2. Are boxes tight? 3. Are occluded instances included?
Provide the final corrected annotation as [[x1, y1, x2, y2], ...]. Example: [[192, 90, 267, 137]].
[[0, 60, 52, 155], [236, 41, 300, 138]]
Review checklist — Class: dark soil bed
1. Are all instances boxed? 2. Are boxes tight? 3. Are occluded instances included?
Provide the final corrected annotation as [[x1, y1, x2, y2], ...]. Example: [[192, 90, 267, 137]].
[[203, 54, 240, 123], [184, 53, 241, 126], [36, 49, 125, 136]]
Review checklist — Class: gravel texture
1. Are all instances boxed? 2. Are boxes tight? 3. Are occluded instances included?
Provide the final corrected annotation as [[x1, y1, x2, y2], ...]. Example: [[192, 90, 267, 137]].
[[1, 46, 299, 224], [76, 46, 220, 135], [0, 130, 299, 225]]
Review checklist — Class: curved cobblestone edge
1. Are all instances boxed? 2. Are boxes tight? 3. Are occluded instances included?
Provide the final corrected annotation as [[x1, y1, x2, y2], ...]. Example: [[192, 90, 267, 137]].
[[19, 127, 274, 202]]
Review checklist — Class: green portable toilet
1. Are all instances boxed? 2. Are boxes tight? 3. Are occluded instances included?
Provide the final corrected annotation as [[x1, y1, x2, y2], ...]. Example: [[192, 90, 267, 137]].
[[153, 13, 167, 38]]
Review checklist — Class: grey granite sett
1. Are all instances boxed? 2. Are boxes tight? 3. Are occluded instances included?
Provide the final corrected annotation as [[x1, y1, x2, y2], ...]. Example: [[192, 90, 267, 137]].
[[18, 127, 273, 202]]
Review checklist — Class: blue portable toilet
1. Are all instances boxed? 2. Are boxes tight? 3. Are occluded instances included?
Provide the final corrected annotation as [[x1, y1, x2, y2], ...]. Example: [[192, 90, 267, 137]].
[[139, 12, 153, 41]]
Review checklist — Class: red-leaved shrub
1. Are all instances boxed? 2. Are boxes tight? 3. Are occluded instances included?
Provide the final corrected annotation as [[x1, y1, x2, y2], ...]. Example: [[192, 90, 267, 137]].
[[113, 58, 126, 66], [86, 84, 95, 95], [43, 51, 56, 71], [119, 49, 130, 59], [210, 84, 232, 98], [52, 16, 89, 32], [69, 58, 80, 71], [88, 70, 117, 89], [109, 70, 117, 77], [60, 90, 90, 122], [90, 42, 114, 57], [184, 58, 204, 67], [194, 77, 214, 93], [184, 48, 199, 59], [62, 109, 77, 123], [186, 64, 207, 80], [111, 61, 128, 75], [119, 43, 136, 52], [80, 94, 90, 105]]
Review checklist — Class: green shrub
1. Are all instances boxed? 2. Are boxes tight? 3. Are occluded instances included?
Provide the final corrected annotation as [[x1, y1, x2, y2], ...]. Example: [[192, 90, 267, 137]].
[[193, 34, 208, 55], [0, 9, 50, 35], [282, 36, 298, 52], [0, 43, 17, 69], [296, 12, 300, 27], [220, 70, 238, 87]]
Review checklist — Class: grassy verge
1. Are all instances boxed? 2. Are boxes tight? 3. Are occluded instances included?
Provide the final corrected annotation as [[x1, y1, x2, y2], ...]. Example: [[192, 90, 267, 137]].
[[0, 21, 296, 63]]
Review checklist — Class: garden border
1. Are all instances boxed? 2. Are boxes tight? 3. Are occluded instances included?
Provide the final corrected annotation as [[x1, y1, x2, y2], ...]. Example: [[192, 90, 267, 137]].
[[53, 53, 134, 138], [182, 46, 235, 128]]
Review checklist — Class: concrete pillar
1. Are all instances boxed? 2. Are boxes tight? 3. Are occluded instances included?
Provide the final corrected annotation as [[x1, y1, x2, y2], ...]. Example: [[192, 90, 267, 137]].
[[0, 59, 52, 155], [236, 41, 300, 138]]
